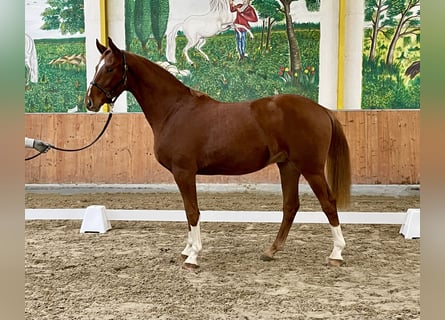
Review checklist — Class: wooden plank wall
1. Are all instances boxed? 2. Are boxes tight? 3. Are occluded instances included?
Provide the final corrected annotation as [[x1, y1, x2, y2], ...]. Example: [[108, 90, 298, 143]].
[[25, 110, 419, 184]]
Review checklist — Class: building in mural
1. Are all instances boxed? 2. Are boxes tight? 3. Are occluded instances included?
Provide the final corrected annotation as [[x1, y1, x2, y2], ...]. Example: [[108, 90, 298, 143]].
[[25, 0, 419, 113]]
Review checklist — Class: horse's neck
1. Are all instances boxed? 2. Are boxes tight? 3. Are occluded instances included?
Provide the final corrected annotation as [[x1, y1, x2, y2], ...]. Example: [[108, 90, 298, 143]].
[[126, 54, 191, 133]]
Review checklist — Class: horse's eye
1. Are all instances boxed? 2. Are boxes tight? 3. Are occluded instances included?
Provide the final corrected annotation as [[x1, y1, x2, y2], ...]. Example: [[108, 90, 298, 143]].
[[106, 67, 113, 72]]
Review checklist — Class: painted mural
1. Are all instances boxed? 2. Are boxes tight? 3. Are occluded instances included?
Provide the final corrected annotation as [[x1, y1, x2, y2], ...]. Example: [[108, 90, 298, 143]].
[[25, 0, 86, 113], [124, 0, 322, 112], [362, 0, 420, 109], [24, 0, 420, 113]]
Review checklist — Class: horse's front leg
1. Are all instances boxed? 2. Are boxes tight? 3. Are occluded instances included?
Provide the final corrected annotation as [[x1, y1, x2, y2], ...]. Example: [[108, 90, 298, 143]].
[[173, 168, 202, 270]]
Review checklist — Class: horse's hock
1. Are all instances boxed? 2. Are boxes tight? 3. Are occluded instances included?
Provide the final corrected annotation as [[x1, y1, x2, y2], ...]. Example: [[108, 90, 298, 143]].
[[25, 110, 419, 185]]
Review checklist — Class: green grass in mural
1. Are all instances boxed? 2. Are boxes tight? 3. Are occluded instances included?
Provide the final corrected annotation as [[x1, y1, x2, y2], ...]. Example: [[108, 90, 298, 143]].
[[25, 38, 87, 113]]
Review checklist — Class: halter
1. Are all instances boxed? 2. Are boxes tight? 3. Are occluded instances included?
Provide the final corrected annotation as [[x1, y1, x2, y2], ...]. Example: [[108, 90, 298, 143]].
[[89, 50, 128, 105]]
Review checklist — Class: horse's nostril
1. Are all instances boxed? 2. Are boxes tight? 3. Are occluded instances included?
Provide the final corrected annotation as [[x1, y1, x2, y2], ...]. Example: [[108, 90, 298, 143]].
[[85, 97, 92, 108]]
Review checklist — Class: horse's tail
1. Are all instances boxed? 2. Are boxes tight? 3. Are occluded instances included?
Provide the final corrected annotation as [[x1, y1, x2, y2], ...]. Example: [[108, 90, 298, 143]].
[[166, 23, 182, 64], [326, 112, 351, 209], [29, 44, 38, 83], [25, 34, 39, 83]]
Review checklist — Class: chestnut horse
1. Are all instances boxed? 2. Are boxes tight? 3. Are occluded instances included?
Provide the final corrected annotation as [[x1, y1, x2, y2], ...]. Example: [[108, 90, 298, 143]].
[[85, 38, 351, 270]]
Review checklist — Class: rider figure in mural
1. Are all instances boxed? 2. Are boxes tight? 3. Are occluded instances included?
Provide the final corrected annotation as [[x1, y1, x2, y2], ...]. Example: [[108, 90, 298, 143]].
[[229, 0, 258, 60]]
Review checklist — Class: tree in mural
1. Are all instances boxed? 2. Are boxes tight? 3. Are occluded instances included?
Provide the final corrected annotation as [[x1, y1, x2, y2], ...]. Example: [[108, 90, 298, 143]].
[[384, 0, 420, 65], [134, 0, 152, 51], [41, 0, 85, 34], [365, 0, 390, 61], [365, 0, 420, 64], [127, 0, 170, 53], [275, 0, 319, 79], [125, 0, 136, 49], [150, 0, 170, 53], [253, 0, 284, 53], [278, 0, 302, 77]]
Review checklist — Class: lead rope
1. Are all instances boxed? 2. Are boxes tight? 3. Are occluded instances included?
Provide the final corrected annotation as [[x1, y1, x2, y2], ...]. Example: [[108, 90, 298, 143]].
[[25, 112, 113, 161]]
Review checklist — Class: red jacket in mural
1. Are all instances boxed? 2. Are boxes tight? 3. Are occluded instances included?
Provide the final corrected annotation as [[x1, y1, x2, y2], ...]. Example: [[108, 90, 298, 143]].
[[230, 3, 258, 31]]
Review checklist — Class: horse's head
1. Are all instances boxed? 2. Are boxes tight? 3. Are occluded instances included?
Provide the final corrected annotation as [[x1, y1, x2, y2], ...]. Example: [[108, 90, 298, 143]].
[[85, 38, 128, 112]]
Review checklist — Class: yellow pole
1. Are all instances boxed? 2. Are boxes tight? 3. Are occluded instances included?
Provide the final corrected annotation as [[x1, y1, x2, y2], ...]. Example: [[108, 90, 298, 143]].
[[337, 0, 346, 110], [100, 0, 110, 112]]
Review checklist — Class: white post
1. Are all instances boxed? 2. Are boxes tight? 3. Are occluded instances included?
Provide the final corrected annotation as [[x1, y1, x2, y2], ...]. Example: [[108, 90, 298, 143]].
[[318, 0, 339, 110], [318, 0, 364, 110], [342, 0, 364, 110], [84, 0, 127, 112]]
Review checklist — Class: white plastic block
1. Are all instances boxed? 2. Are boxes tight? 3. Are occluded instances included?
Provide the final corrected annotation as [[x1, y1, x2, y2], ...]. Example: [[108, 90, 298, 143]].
[[80, 205, 111, 233], [400, 208, 420, 239]]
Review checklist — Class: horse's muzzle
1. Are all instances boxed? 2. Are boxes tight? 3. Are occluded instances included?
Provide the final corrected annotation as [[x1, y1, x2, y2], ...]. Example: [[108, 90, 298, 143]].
[[84, 96, 100, 112]]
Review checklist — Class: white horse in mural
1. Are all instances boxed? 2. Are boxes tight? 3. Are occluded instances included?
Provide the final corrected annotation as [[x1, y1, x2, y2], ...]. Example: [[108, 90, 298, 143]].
[[166, 0, 234, 65], [25, 33, 38, 85]]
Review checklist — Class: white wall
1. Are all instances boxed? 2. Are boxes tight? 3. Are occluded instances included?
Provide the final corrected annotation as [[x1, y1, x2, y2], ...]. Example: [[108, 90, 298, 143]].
[[342, 0, 364, 110], [318, 0, 340, 109]]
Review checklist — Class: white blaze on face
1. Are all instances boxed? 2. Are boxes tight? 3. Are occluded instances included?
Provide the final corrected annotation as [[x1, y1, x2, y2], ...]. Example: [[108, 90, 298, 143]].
[[97, 58, 106, 72], [87, 58, 106, 97]]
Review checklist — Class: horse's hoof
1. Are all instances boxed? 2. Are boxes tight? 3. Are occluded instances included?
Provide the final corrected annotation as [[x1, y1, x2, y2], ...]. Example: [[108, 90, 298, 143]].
[[260, 254, 275, 261], [327, 258, 345, 267], [182, 263, 200, 272]]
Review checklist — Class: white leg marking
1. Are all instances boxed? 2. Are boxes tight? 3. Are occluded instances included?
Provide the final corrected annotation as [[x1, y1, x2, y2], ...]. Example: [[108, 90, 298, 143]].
[[329, 225, 346, 260], [181, 230, 193, 257], [184, 223, 202, 266]]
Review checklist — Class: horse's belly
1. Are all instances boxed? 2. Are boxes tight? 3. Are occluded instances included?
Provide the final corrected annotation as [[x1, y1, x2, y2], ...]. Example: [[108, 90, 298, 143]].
[[197, 164, 267, 176], [197, 148, 270, 175]]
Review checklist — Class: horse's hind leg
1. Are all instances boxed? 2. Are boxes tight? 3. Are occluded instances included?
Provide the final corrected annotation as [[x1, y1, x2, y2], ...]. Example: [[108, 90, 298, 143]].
[[182, 36, 201, 65], [304, 172, 346, 267], [195, 38, 209, 61], [261, 162, 300, 261]]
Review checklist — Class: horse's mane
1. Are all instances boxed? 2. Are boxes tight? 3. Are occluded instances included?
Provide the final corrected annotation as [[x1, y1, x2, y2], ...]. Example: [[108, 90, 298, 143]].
[[189, 88, 210, 98], [209, 0, 229, 13], [129, 51, 207, 99]]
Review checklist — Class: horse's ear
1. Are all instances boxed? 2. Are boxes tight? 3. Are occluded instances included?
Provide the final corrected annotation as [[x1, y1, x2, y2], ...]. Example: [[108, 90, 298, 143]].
[[96, 39, 107, 54], [108, 37, 120, 53]]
